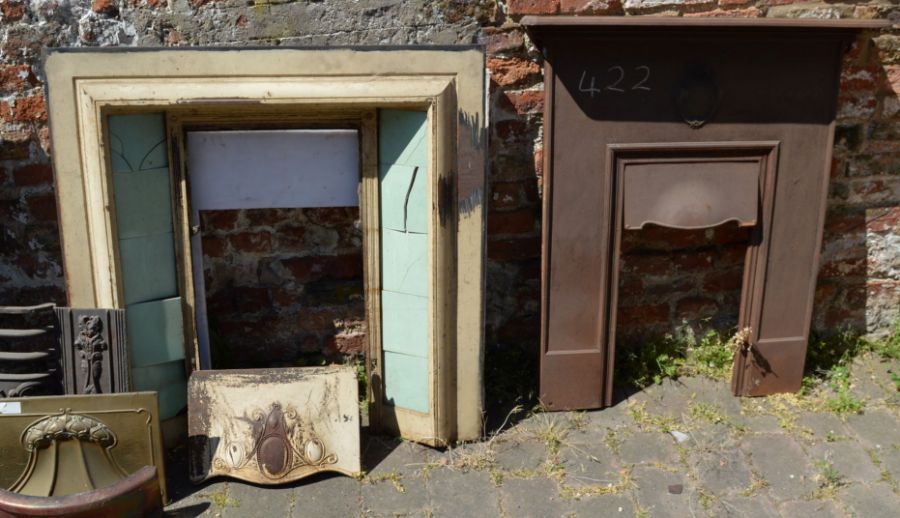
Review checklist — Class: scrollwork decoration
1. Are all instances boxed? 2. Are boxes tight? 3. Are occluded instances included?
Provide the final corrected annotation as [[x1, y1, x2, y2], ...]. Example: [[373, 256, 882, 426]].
[[213, 402, 338, 481]]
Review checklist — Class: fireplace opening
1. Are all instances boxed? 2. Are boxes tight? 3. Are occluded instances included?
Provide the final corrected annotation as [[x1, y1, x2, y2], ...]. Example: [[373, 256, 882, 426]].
[[615, 222, 752, 387], [185, 128, 363, 370], [199, 207, 365, 369]]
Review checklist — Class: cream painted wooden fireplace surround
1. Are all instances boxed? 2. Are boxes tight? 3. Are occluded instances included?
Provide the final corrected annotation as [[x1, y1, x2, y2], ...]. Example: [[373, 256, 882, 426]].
[[45, 48, 486, 445]]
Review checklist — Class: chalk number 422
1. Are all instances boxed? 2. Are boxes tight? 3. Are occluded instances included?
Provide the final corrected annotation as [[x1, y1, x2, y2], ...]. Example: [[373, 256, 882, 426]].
[[579, 66, 651, 98]]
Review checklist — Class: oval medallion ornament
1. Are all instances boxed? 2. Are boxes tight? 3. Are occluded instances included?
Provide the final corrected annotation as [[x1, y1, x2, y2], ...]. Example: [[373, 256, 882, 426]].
[[675, 64, 720, 129], [305, 439, 324, 463], [258, 436, 289, 476], [255, 404, 293, 478], [225, 443, 245, 469]]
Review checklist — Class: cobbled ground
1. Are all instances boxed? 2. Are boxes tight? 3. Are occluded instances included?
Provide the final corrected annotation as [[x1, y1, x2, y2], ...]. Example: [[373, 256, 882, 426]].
[[164, 352, 900, 517]]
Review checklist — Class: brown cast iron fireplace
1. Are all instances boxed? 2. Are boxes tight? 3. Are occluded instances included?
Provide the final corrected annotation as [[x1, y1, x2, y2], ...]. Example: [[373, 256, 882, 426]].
[[524, 17, 889, 410]]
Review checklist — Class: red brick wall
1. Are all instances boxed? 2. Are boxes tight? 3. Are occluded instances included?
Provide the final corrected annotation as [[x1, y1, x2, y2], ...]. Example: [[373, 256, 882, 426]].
[[199, 208, 365, 366]]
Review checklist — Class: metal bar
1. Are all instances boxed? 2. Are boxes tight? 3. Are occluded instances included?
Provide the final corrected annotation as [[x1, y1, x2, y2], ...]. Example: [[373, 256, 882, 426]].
[[0, 328, 53, 338], [0, 373, 51, 381], [0, 351, 50, 361], [0, 303, 55, 315]]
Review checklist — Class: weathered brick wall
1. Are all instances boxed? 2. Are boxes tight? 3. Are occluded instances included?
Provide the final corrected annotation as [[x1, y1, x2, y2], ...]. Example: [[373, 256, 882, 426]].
[[199, 207, 364, 366], [0, 1, 897, 372]]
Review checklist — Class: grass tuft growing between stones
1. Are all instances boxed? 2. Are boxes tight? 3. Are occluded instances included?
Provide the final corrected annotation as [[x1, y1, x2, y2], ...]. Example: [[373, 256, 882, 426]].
[[361, 471, 405, 493], [558, 467, 636, 500], [739, 470, 770, 497], [809, 457, 846, 499], [531, 413, 570, 455], [627, 401, 677, 433], [207, 489, 240, 509]]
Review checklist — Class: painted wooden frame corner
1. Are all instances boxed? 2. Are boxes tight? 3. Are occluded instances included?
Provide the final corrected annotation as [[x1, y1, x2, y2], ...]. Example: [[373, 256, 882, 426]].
[[44, 47, 487, 443]]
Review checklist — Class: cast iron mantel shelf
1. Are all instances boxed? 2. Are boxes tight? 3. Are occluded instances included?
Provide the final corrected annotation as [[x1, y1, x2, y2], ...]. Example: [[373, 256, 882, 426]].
[[522, 16, 892, 45]]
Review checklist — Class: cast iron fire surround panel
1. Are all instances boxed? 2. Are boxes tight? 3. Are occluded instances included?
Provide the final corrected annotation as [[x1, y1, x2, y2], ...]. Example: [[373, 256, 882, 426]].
[[524, 17, 889, 410], [56, 308, 130, 395]]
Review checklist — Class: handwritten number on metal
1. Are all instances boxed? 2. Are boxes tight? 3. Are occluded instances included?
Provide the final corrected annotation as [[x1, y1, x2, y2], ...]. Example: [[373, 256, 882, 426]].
[[579, 66, 652, 98], [579, 70, 602, 98], [606, 66, 625, 92], [632, 66, 651, 91]]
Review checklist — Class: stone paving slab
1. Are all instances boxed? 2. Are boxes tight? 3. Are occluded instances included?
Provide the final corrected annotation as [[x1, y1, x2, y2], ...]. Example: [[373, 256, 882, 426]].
[[617, 431, 679, 465], [221, 481, 293, 518], [164, 354, 900, 518], [693, 446, 753, 494], [493, 437, 547, 473], [361, 472, 428, 517], [426, 469, 501, 518], [630, 466, 693, 518], [808, 441, 883, 484], [714, 494, 780, 518], [293, 474, 361, 518], [795, 412, 851, 441], [845, 410, 900, 449], [568, 492, 634, 518], [741, 434, 816, 500], [840, 482, 900, 518], [497, 477, 568, 518], [779, 499, 845, 518], [559, 440, 620, 488]]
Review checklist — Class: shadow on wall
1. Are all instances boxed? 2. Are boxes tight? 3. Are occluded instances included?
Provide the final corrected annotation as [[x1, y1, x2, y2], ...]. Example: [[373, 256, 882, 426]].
[[813, 32, 900, 343], [482, 70, 543, 432]]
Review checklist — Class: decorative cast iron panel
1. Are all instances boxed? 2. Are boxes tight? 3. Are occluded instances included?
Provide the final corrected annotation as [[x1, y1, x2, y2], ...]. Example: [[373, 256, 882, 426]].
[[188, 367, 360, 484], [56, 308, 130, 395]]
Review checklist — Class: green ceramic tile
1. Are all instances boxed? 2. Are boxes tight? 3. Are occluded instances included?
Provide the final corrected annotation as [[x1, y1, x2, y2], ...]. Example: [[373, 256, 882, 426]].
[[383, 351, 429, 413], [131, 361, 186, 419], [381, 229, 428, 297], [156, 377, 187, 420], [381, 290, 428, 357], [126, 296, 185, 368], [107, 114, 168, 174], [130, 360, 184, 388], [113, 167, 173, 239], [379, 164, 428, 234], [378, 109, 427, 167], [118, 232, 178, 305]]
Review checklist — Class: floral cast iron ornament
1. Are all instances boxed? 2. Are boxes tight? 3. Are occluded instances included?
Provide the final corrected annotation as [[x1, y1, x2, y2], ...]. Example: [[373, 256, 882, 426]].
[[74, 316, 107, 394]]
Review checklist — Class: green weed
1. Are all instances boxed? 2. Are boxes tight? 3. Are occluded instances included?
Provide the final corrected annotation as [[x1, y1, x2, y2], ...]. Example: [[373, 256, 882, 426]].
[[740, 472, 770, 497], [363, 471, 405, 493], [811, 458, 846, 499], [615, 321, 746, 388], [207, 490, 240, 509], [533, 414, 569, 455], [688, 401, 727, 425], [628, 401, 677, 433]]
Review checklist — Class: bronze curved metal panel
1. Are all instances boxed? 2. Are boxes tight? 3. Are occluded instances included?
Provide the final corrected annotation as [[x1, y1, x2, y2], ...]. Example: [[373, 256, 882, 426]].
[[0, 466, 161, 518]]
